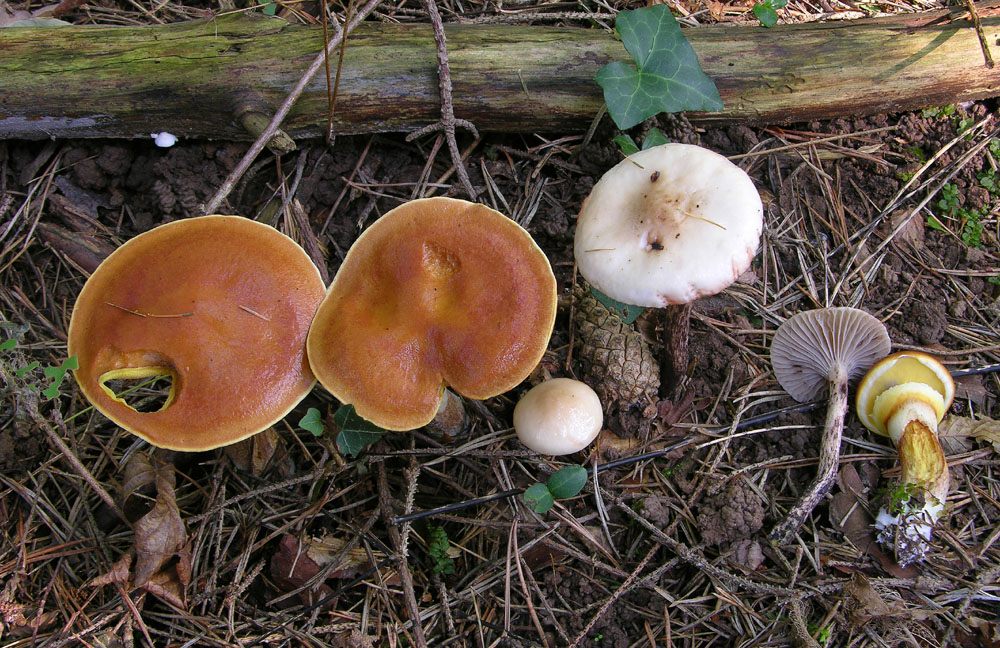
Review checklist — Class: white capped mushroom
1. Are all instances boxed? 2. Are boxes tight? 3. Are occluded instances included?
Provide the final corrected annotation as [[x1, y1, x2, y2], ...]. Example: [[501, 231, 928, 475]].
[[514, 378, 603, 455], [768, 307, 891, 543], [574, 143, 763, 308]]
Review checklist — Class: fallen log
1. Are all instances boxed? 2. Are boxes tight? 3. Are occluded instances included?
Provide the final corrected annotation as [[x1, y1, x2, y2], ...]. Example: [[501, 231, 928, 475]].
[[1, 5, 999, 140]]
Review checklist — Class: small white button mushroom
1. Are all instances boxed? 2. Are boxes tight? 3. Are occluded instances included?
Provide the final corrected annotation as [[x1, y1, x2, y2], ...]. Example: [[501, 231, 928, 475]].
[[514, 378, 603, 455], [151, 132, 178, 147]]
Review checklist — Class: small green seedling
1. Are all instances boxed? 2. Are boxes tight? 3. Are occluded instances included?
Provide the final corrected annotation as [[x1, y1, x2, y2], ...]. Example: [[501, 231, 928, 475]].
[[613, 127, 671, 157], [41, 356, 78, 400], [752, 0, 787, 28], [333, 404, 385, 457], [298, 407, 324, 436], [522, 465, 588, 514], [427, 525, 456, 575], [2, 332, 78, 401], [595, 5, 723, 130]]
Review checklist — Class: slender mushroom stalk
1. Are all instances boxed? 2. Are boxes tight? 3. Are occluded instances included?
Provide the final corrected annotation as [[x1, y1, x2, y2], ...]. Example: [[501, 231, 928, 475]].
[[856, 352, 954, 564], [573, 143, 763, 392], [768, 307, 890, 544]]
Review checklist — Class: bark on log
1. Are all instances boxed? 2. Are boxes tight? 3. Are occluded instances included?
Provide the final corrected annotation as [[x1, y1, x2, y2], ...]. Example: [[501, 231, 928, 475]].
[[1, 5, 1000, 140]]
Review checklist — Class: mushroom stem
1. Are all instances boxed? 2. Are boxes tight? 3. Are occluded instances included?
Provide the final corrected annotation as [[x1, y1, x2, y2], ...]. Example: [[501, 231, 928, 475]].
[[659, 302, 692, 395], [424, 388, 470, 440], [770, 367, 849, 544], [896, 419, 949, 509]]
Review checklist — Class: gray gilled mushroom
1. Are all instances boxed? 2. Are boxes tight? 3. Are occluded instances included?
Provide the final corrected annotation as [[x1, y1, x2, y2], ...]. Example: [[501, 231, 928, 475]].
[[768, 307, 890, 543]]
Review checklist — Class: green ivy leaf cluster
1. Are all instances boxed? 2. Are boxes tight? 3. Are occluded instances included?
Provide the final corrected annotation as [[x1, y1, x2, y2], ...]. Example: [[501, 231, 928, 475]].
[[332, 404, 385, 457], [596, 5, 723, 131], [522, 465, 588, 514]]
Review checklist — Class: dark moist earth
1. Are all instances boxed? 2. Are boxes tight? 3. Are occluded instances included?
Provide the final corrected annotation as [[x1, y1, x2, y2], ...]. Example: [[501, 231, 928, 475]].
[[2, 101, 999, 647]]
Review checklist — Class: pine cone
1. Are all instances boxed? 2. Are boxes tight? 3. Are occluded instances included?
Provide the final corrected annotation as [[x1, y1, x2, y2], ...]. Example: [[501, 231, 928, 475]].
[[572, 285, 660, 408]]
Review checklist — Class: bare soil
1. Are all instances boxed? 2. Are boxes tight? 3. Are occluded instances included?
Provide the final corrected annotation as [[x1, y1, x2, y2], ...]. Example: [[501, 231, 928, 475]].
[[2, 2, 1000, 646]]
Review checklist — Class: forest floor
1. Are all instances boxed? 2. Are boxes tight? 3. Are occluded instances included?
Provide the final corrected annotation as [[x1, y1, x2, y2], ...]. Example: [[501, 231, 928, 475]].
[[2, 0, 1000, 646]]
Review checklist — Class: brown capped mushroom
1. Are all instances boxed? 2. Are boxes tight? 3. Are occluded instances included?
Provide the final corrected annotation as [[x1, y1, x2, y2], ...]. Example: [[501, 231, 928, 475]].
[[573, 143, 763, 389], [68, 216, 326, 451], [768, 307, 891, 543], [855, 351, 954, 564], [306, 197, 557, 431]]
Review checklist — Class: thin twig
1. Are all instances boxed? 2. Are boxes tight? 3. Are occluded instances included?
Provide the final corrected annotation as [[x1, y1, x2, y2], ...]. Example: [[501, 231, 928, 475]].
[[406, 0, 479, 198], [202, 0, 382, 215]]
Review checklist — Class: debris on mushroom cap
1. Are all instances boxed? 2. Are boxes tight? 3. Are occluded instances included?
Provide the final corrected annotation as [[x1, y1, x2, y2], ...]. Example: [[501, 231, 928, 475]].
[[68, 216, 326, 452], [573, 143, 763, 308], [770, 307, 891, 402], [307, 197, 557, 431], [514, 378, 603, 455], [856, 351, 955, 437]]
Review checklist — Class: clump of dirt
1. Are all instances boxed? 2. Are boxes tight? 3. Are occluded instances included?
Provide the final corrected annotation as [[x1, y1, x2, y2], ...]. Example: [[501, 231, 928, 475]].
[[695, 476, 766, 546]]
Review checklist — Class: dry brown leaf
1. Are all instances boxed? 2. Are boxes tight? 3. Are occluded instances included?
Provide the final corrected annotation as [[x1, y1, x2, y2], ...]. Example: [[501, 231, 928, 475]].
[[939, 414, 1000, 452], [131, 461, 188, 591], [842, 573, 897, 626], [87, 551, 133, 588], [141, 563, 187, 609], [121, 453, 158, 523]]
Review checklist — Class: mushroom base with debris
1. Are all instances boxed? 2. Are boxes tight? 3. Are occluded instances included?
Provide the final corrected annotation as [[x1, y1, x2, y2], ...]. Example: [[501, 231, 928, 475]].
[[873, 495, 944, 567]]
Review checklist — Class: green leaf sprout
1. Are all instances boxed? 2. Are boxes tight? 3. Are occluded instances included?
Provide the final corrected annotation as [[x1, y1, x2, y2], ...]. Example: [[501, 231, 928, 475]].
[[298, 407, 325, 437]]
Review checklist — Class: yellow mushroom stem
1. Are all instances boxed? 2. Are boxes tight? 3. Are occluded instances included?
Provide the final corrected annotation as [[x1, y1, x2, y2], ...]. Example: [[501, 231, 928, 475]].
[[879, 385, 949, 516]]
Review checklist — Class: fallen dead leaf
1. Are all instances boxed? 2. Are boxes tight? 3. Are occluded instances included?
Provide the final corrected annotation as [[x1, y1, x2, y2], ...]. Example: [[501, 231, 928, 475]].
[[940, 414, 1000, 453], [132, 461, 187, 589]]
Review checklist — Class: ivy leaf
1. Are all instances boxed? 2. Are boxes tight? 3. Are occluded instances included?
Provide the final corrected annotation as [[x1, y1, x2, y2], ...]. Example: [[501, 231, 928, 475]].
[[298, 407, 325, 437], [547, 466, 587, 499], [333, 404, 384, 457], [590, 285, 644, 325], [596, 5, 723, 130], [613, 134, 640, 156], [752, 3, 779, 27], [523, 483, 554, 514], [641, 128, 670, 150]]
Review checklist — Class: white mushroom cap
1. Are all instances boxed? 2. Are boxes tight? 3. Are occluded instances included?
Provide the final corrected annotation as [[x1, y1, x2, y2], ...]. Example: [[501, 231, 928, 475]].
[[514, 378, 603, 455], [771, 307, 891, 402], [574, 143, 763, 308]]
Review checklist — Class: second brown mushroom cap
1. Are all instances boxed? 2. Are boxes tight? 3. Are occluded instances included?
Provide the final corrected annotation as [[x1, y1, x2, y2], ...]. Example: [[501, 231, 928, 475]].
[[307, 197, 557, 431]]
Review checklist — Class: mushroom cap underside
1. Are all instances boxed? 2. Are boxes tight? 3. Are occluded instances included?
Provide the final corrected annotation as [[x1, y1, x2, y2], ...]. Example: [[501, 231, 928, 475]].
[[856, 351, 955, 436], [573, 143, 764, 308], [307, 197, 557, 431], [770, 307, 891, 402], [68, 215, 326, 451]]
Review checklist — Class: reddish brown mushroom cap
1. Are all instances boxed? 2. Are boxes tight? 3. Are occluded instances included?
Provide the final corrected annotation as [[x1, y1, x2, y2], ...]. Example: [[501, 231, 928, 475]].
[[68, 216, 326, 451], [306, 197, 557, 431]]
